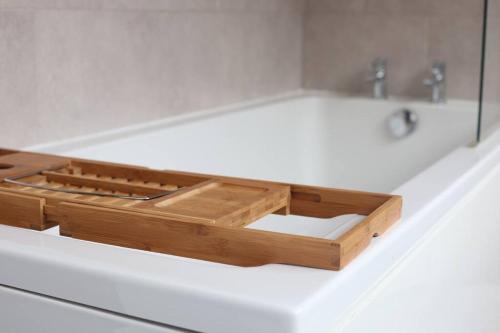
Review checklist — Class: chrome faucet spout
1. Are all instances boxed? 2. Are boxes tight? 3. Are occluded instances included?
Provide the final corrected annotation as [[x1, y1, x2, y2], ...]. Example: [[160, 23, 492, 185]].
[[423, 62, 446, 104], [367, 58, 388, 100]]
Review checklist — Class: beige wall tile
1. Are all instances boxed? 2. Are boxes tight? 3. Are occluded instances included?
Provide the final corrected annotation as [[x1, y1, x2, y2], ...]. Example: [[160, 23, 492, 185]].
[[0, 10, 38, 149], [428, 16, 482, 100], [303, 0, 485, 101], [489, 0, 500, 18], [305, 0, 365, 12], [15, 2, 302, 146], [0, 0, 101, 10], [216, 0, 304, 12], [0, 0, 215, 11], [482, 11, 500, 131], [484, 20, 500, 102], [0, 0, 304, 12], [363, 0, 431, 16], [428, 0, 484, 18], [0, 0, 303, 147], [304, 13, 430, 98]]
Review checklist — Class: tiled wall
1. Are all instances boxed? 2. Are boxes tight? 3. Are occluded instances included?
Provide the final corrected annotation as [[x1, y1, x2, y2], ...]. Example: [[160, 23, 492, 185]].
[[1, 0, 494, 148], [0, 0, 304, 148], [303, 0, 484, 100]]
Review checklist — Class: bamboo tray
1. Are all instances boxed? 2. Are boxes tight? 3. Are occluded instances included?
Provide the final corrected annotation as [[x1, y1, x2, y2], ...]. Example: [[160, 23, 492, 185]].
[[0, 150, 402, 270]]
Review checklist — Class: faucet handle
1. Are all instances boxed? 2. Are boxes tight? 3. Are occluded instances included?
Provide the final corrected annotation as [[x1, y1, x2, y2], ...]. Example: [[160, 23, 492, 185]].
[[423, 61, 445, 85], [366, 57, 387, 82]]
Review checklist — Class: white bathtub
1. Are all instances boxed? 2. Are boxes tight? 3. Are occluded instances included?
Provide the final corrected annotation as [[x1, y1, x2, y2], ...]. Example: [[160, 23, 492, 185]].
[[2, 92, 498, 333], [59, 93, 477, 193]]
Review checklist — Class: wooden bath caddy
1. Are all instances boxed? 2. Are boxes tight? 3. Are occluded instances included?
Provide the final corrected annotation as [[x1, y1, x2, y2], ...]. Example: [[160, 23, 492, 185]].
[[0, 149, 402, 270]]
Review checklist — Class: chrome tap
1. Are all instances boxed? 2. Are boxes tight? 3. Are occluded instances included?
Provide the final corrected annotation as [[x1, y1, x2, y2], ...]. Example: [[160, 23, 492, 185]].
[[423, 62, 446, 103], [367, 58, 388, 99]]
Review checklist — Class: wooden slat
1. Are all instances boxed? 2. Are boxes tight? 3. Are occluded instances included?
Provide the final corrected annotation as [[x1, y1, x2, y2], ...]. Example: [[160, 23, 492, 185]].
[[288, 185, 390, 218], [213, 189, 289, 226], [151, 180, 218, 205], [71, 160, 209, 187], [0, 190, 51, 230], [59, 203, 342, 270], [43, 171, 174, 196]]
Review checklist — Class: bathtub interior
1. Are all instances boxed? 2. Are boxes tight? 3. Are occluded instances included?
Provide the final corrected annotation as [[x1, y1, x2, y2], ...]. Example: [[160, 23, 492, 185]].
[[63, 95, 477, 192], [46, 94, 477, 240]]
